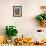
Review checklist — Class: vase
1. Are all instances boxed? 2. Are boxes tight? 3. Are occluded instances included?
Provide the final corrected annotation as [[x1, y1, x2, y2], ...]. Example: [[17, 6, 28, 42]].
[[11, 36, 17, 44]]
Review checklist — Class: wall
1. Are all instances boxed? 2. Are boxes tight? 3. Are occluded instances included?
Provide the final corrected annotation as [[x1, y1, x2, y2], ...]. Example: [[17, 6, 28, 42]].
[[0, 0, 46, 40]]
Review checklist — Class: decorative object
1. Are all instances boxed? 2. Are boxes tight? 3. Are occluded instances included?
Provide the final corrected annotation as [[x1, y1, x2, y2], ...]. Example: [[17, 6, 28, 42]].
[[36, 14, 46, 27], [14, 37, 33, 45], [36, 6, 46, 27], [5, 26, 18, 44], [13, 6, 22, 17], [5, 26, 18, 39]]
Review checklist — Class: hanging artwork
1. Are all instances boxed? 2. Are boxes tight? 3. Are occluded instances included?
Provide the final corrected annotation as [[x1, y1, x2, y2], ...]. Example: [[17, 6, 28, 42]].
[[13, 6, 22, 17]]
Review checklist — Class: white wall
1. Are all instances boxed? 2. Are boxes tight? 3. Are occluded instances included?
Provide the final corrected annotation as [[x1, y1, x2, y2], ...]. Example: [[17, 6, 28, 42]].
[[0, 0, 46, 39]]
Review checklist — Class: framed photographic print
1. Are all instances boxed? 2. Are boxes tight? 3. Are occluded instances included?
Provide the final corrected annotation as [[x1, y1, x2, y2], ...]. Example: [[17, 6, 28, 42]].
[[13, 6, 22, 17]]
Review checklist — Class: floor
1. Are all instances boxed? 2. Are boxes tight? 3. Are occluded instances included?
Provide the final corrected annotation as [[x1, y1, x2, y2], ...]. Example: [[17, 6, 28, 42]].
[[14, 43, 46, 46]]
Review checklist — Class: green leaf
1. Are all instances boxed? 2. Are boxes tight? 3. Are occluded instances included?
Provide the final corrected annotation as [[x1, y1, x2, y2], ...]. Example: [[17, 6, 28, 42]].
[[36, 15, 44, 21], [44, 15, 46, 20], [5, 26, 18, 39]]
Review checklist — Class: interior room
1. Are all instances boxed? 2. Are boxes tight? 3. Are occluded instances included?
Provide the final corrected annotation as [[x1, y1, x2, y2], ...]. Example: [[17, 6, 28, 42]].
[[0, 0, 46, 46]]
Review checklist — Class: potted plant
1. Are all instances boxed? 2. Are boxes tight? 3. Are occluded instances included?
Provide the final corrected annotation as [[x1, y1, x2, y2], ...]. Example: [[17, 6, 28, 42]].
[[36, 14, 46, 27], [36, 6, 46, 27], [5, 26, 18, 43]]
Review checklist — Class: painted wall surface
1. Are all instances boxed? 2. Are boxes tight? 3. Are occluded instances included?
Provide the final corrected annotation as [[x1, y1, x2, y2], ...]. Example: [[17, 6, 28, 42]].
[[0, 0, 46, 41]]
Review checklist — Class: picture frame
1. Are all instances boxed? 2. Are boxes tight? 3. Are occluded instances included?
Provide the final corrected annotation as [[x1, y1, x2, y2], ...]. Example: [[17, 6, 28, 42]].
[[13, 6, 22, 17]]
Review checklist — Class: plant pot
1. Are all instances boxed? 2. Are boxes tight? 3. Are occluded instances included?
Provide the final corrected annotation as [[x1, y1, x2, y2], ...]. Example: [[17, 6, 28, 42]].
[[11, 36, 17, 44], [7, 39, 12, 44], [40, 20, 46, 27]]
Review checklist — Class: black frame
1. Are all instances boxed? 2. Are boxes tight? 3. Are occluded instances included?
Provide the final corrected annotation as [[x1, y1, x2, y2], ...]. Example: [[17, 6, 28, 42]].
[[13, 6, 22, 17]]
